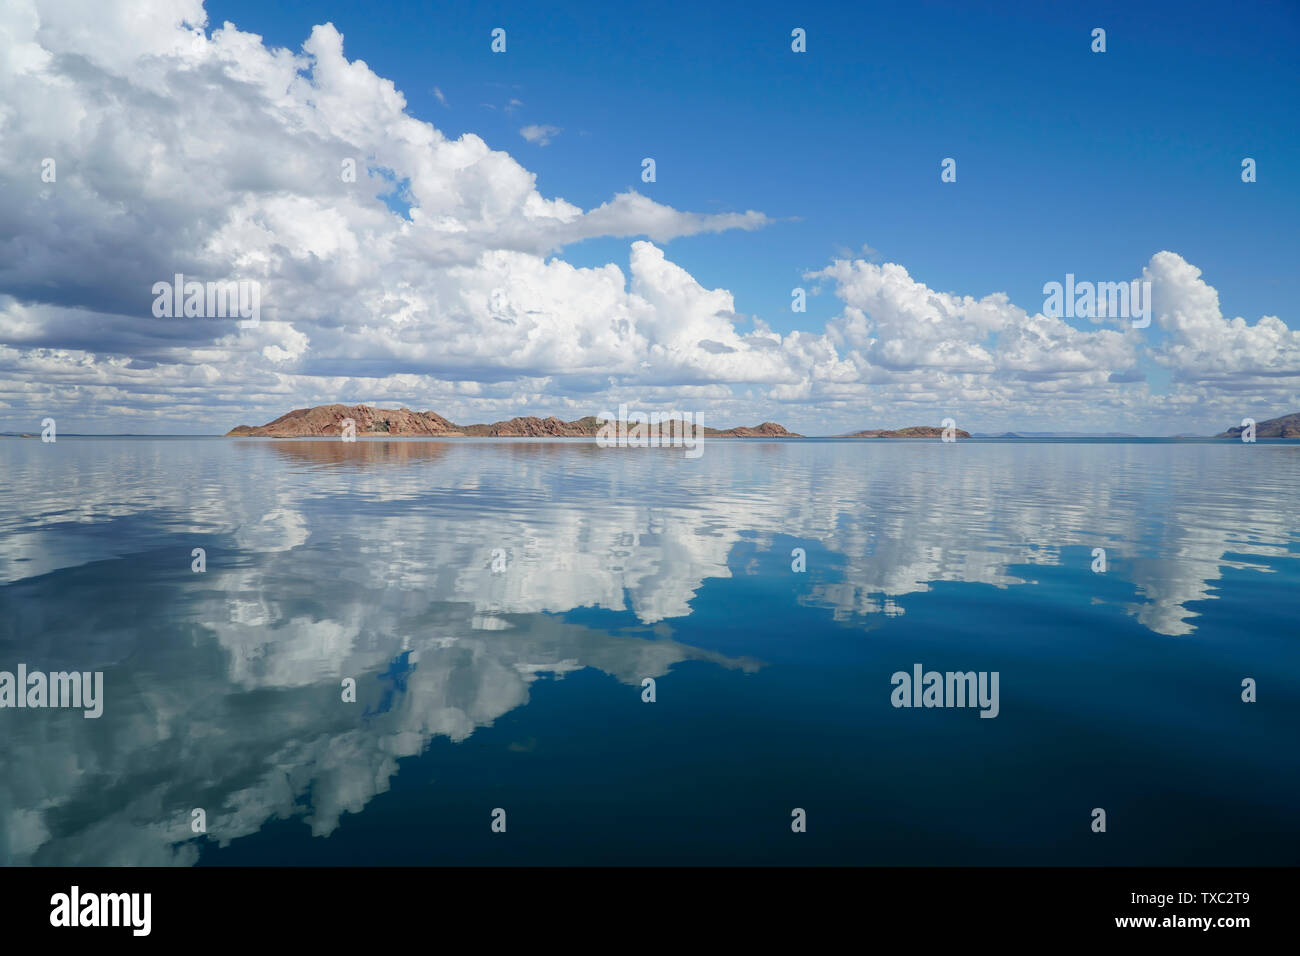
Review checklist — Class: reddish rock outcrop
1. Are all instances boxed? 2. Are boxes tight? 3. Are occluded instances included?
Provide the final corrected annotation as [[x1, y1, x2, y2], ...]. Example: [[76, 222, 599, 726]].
[[226, 404, 461, 437], [1215, 412, 1300, 439], [705, 422, 800, 437], [458, 416, 603, 437], [226, 406, 802, 438]]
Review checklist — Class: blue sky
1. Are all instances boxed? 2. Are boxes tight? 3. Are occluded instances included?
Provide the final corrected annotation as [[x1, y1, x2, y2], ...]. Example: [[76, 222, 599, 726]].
[[1, 0, 1297, 434], [208, 0, 1298, 333]]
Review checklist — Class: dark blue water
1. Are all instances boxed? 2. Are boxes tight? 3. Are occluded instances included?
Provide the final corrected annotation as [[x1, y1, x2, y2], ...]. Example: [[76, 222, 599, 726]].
[[1, 437, 1297, 864]]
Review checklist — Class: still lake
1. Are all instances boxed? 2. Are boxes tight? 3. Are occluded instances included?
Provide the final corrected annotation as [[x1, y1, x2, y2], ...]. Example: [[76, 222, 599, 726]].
[[1, 436, 1297, 865]]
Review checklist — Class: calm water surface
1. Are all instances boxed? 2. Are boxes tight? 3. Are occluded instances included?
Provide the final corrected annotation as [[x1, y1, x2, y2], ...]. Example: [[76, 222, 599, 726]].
[[1, 437, 1297, 864]]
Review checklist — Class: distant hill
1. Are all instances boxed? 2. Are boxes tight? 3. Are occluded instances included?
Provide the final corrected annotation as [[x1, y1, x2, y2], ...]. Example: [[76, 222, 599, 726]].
[[971, 431, 1140, 439], [226, 404, 801, 438], [1215, 412, 1300, 439], [839, 425, 973, 439]]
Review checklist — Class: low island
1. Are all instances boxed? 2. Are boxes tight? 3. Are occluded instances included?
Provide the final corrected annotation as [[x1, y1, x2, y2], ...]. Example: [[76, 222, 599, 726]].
[[224, 405, 1300, 440], [224, 404, 979, 440], [226, 404, 803, 438]]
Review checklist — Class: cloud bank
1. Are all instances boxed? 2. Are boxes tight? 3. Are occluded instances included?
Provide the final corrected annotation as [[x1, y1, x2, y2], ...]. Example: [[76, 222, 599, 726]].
[[0, 0, 1294, 434]]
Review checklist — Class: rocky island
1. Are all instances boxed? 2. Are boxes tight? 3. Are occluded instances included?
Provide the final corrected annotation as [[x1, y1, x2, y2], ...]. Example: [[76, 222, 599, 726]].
[[226, 405, 1002, 440], [1215, 411, 1300, 439], [226, 404, 803, 438]]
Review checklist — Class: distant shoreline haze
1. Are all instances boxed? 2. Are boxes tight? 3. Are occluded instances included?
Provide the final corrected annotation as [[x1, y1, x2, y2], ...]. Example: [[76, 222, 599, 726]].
[[5, 408, 1300, 440], [218, 404, 1300, 440]]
